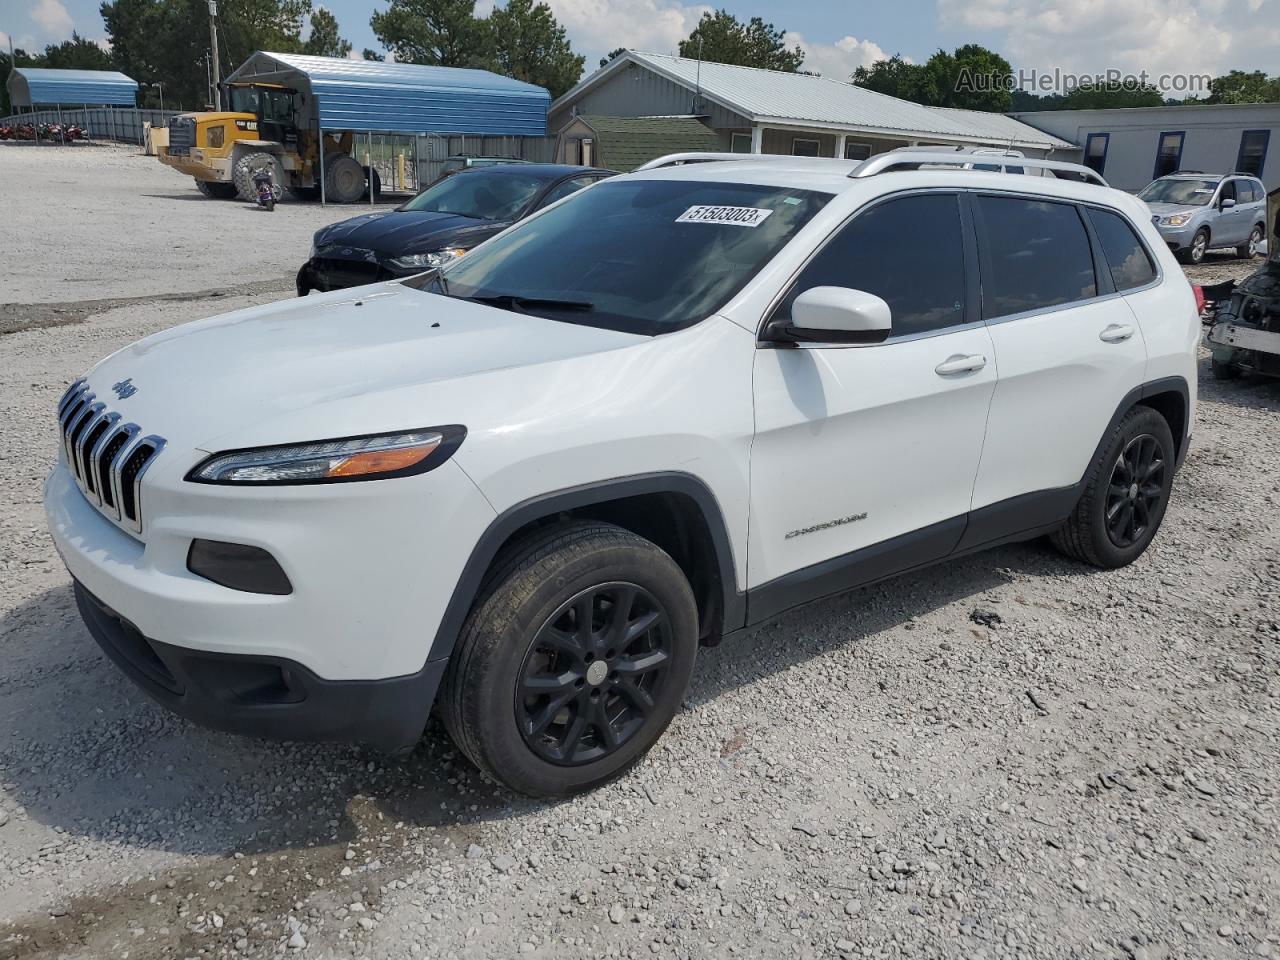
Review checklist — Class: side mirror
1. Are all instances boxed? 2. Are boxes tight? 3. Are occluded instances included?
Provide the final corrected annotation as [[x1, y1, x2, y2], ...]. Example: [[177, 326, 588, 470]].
[[768, 286, 892, 345], [1221, 197, 1237, 209]]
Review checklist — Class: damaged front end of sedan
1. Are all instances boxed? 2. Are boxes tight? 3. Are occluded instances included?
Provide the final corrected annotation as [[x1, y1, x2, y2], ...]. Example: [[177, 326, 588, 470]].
[[1205, 187, 1280, 380]]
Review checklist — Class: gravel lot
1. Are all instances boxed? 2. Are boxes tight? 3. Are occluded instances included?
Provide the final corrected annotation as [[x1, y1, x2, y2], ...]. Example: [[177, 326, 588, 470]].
[[1, 147, 1277, 960]]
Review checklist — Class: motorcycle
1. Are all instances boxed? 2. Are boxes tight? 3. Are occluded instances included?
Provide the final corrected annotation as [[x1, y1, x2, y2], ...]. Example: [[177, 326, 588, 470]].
[[252, 168, 281, 211]]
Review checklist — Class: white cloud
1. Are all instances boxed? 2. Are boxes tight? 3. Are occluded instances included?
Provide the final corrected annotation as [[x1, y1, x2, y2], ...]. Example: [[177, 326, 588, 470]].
[[30, 0, 73, 35], [784, 31, 892, 79], [938, 0, 1273, 90], [541, 0, 711, 69]]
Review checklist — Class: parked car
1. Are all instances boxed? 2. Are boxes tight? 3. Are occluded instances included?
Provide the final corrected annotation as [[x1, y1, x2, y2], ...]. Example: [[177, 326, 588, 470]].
[[1139, 172, 1267, 264], [296, 164, 614, 294], [46, 151, 1198, 798], [1202, 185, 1280, 380]]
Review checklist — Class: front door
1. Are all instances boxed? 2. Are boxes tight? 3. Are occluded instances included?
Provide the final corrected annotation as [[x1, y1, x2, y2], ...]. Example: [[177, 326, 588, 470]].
[[748, 192, 997, 621]]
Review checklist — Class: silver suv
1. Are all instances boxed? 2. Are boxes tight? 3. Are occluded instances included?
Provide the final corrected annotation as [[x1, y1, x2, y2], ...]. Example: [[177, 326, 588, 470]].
[[1140, 172, 1267, 264]]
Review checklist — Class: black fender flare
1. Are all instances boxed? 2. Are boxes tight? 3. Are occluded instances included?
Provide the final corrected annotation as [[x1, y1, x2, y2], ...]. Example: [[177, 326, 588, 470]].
[[425, 472, 744, 663]]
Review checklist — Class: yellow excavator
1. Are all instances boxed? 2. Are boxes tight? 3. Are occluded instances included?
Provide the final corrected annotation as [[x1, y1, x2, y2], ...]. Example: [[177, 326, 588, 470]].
[[157, 81, 377, 202]]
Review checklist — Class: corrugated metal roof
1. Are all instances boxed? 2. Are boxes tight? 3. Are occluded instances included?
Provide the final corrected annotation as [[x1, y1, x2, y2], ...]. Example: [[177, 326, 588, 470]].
[[6, 68, 137, 107], [926, 106, 1073, 149], [554, 53, 1070, 149], [225, 52, 549, 136], [576, 115, 721, 171]]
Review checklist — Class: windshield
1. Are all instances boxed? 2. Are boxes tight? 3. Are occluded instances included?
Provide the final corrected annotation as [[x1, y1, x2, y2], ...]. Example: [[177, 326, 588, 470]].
[[1139, 178, 1218, 205], [411, 178, 831, 335], [401, 169, 546, 221]]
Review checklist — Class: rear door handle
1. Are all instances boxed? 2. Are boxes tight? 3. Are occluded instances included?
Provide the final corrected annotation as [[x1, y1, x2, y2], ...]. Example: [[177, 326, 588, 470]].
[[934, 354, 987, 376], [1099, 323, 1136, 343]]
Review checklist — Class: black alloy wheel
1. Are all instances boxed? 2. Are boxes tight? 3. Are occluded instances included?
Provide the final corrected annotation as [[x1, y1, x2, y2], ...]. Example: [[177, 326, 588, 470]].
[[1104, 434, 1166, 548], [516, 582, 671, 766]]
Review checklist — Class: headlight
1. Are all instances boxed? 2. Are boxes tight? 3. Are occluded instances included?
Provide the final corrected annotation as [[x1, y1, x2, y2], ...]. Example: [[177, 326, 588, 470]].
[[1160, 214, 1192, 226], [187, 426, 465, 485], [388, 248, 467, 271]]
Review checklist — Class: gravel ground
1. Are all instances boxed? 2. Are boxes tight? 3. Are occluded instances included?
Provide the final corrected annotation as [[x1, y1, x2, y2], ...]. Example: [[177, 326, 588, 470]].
[[1, 149, 1277, 960], [0, 141, 396, 309]]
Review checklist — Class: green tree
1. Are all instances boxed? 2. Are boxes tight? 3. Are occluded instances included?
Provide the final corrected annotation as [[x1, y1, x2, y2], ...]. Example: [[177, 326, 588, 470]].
[[941, 43, 1012, 111], [599, 46, 626, 69], [304, 7, 352, 58], [1204, 69, 1280, 104], [677, 10, 803, 72], [369, 0, 488, 67], [854, 44, 1012, 111], [485, 0, 583, 97], [851, 54, 925, 101], [1061, 80, 1164, 109], [362, 47, 385, 61], [102, 0, 310, 109], [39, 33, 116, 70]]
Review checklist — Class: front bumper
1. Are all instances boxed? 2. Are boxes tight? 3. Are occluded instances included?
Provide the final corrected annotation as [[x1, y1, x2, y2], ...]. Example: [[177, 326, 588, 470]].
[[1154, 221, 1197, 251], [76, 582, 446, 752], [297, 257, 422, 296]]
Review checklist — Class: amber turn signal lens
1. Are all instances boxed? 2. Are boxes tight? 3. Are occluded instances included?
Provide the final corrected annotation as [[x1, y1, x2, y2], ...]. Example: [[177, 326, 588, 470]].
[[327, 440, 440, 478]]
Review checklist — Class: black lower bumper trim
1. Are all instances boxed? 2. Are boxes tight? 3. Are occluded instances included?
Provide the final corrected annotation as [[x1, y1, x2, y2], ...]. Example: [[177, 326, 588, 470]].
[[74, 582, 444, 754]]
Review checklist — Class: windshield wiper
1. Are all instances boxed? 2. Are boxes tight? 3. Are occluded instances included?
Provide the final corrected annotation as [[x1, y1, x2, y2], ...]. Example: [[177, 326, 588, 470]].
[[467, 293, 595, 313]]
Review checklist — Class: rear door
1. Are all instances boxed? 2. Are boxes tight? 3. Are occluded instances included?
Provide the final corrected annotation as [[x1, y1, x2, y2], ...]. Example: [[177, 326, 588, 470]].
[[748, 192, 997, 614], [964, 193, 1148, 545]]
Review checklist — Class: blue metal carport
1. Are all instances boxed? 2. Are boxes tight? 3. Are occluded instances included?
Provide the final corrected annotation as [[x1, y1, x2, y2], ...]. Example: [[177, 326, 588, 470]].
[[7, 67, 138, 107], [223, 53, 550, 136]]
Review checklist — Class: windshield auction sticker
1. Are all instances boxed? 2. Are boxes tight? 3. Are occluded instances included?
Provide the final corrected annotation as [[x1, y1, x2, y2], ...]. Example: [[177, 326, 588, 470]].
[[676, 205, 774, 227]]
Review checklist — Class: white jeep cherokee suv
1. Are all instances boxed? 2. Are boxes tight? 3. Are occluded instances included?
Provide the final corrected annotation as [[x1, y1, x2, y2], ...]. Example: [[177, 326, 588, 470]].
[[45, 151, 1199, 797]]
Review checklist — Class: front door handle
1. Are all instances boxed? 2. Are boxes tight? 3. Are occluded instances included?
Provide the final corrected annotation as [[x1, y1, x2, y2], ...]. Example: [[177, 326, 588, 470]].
[[935, 353, 987, 376], [1099, 323, 1136, 343]]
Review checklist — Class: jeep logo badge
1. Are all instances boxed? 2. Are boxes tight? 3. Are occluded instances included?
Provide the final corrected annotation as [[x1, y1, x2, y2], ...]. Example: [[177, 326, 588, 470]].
[[112, 378, 137, 400]]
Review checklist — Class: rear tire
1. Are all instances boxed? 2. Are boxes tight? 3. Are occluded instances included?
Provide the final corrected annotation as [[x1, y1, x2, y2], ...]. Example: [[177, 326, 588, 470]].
[[1237, 225, 1263, 259], [324, 153, 366, 203], [1050, 406, 1176, 569], [440, 522, 699, 798]]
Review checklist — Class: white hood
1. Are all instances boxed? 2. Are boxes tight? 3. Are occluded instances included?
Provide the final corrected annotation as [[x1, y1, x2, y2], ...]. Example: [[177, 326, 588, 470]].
[[83, 283, 648, 453]]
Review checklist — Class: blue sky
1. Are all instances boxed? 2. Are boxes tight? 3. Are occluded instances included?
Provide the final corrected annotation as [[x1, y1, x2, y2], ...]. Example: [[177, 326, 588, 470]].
[[6, 0, 1277, 95]]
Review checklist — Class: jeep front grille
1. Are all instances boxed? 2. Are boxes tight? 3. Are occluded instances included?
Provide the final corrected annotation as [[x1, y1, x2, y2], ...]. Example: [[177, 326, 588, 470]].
[[57, 379, 165, 535]]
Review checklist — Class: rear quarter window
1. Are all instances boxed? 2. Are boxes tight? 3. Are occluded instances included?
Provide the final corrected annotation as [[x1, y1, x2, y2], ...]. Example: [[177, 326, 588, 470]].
[[1086, 207, 1157, 291], [975, 195, 1097, 319]]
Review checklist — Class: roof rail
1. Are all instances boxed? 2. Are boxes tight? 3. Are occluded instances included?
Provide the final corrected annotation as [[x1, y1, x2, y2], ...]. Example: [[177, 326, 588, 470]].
[[635, 152, 778, 170], [850, 151, 1109, 187]]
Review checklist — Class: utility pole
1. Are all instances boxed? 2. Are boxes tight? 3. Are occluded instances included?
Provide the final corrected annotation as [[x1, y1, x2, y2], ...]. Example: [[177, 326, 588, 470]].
[[208, 0, 221, 111]]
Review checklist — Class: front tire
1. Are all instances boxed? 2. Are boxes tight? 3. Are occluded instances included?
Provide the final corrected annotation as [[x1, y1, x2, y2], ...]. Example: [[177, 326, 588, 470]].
[[1051, 406, 1176, 569], [195, 178, 238, 199], [1238, 225, 1262, 259], [440, 522, 698, 798], [233, 152, 282, 202], [1182, 228, 1209, 265]]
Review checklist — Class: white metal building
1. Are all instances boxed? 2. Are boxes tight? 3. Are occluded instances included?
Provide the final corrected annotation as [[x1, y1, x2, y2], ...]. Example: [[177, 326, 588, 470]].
[[1012, 102, 1278, 192], [549, 52, 1073, 162]]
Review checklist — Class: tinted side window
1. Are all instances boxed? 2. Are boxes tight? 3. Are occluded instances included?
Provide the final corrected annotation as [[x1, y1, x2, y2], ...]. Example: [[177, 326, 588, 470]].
[[776, 193, 967, 337], [975, 195, 1097, 319], [1086, 207, 1156, 292], [1241, 181, 1259, 203], [1220, 180, 1237, 202]]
